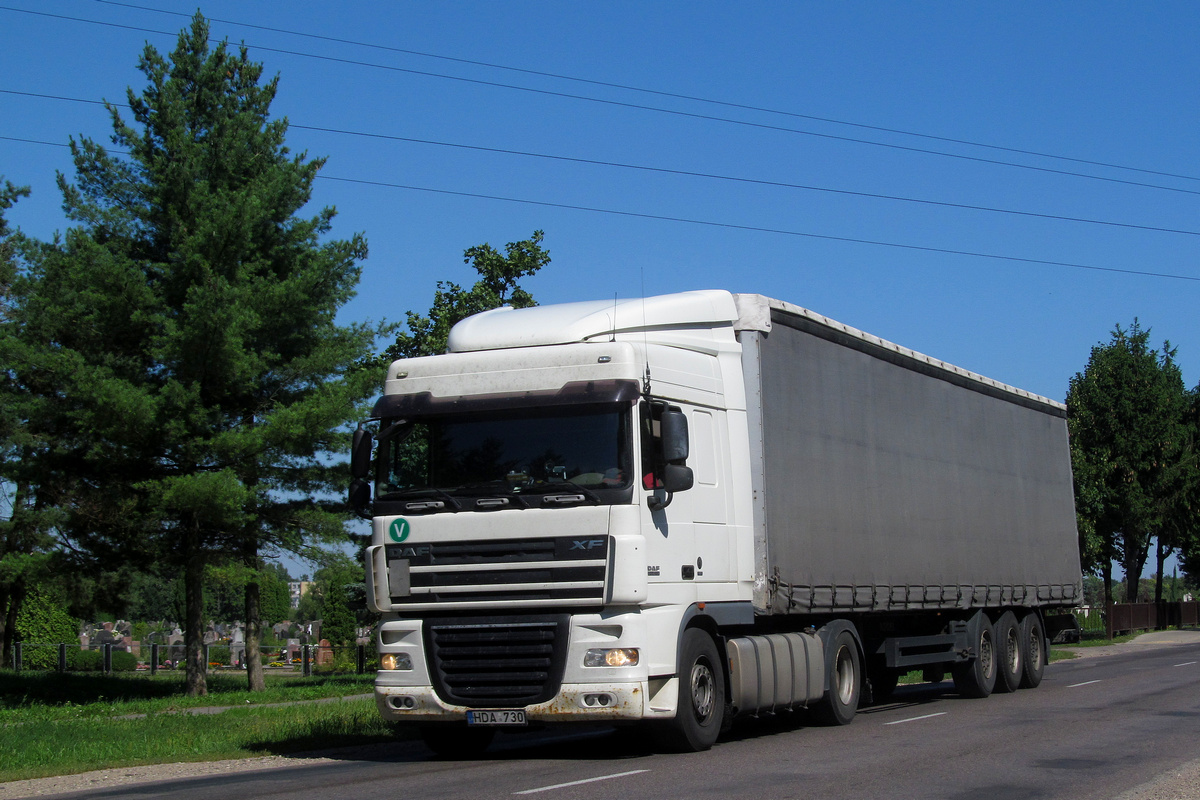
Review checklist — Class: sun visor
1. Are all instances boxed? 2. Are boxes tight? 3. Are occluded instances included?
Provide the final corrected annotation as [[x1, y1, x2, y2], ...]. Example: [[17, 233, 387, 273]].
[[370, 378, 642, 419]]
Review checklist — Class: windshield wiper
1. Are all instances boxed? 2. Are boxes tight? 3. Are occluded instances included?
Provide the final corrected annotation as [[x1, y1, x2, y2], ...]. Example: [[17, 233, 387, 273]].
[[377, 487, 462, 511], [522, 480, 602, 504]]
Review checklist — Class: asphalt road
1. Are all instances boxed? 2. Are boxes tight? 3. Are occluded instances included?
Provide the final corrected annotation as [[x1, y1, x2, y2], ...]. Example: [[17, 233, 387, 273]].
[[23, 638, 1200, 800]]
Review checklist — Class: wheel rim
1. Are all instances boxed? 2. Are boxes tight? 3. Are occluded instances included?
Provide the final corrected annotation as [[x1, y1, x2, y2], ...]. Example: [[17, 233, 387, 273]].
[[1028, 627, 1043, 671], [835, 646, 855, 705], [690, 660, 715, 722], [980, 631, 994, 679], [1006, 626, 1021, 674]]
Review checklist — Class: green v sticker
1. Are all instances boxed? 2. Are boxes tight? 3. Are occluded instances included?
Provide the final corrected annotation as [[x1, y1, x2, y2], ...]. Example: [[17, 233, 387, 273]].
[[388, 518, 411, 543]]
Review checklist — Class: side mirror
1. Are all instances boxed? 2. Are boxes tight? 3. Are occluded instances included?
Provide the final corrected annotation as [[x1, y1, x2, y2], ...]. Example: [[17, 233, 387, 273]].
[[647, 405, 693, 512], [662, 463, 693, 493], [660, 408, 690, 463], [351, 426, 373, 480]]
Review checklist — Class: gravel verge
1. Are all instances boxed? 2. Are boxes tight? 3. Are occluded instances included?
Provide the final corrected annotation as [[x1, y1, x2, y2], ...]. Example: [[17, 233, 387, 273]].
[[0, 752, 345, 799]]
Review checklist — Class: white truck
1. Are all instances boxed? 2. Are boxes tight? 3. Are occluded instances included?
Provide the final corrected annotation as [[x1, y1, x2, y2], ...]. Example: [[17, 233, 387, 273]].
[[351, 290, 1082, 754]]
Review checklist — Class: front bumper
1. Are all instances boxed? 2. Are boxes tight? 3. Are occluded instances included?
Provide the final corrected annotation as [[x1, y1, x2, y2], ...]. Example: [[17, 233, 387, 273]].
[[374, 680, 674, 723]]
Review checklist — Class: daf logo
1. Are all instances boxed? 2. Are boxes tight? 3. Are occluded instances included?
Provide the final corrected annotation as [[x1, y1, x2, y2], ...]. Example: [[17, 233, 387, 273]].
[[570, 539, 605, 551], [394, 545, 430, 558]]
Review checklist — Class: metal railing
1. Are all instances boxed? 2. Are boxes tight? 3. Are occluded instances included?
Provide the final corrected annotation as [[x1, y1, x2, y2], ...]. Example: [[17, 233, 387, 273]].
[[7, 642, 377, 676], [1105, 601, 1200, 638]]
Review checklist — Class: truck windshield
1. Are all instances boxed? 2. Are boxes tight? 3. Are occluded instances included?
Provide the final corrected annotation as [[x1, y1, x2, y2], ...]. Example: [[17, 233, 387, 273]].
[[375, 404, 633, 506]]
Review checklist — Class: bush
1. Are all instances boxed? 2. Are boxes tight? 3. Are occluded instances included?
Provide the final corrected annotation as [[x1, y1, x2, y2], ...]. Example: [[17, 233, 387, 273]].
[[14, 590, 80, 670], [64, 649, 137, 672], [111, 651, 137, 672]]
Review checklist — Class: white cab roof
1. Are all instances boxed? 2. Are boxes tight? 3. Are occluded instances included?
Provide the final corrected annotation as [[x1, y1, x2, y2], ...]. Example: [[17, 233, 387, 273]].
[[447, 290, 739, 352]]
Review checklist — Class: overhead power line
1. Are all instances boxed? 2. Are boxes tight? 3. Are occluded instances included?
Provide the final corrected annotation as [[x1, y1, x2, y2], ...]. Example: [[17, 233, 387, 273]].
[[5, 134, 1197, 284], [93, 0, 1200, 186], [6, 88, 1200, 239], [5, 5, 1200, 197]]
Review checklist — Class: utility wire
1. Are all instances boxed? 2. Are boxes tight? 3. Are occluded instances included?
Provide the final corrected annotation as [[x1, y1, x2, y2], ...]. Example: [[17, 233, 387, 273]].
[[6, 88, 1200, 239], [5, 134, 1197, 284], [6, 5, 1200, 197], [93, 0, 1200, 185]]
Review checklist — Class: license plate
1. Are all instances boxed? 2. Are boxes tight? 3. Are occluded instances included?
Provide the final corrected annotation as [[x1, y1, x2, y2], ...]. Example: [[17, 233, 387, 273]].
[[467, 709, 527, 727]]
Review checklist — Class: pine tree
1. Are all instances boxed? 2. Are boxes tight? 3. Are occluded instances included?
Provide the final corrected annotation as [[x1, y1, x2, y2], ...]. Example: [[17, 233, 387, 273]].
[[32, 14, 380, 695]]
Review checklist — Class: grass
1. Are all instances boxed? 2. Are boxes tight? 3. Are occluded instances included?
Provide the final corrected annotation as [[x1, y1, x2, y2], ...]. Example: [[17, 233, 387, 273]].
[[0, 672, 375, 723], [0, 672, 401, 783], [1070, 632, 1141, 646]]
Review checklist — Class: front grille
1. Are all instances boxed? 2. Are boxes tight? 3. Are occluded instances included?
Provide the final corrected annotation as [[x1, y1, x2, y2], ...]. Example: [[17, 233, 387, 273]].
[[426, 616, 570, 707], [386, 536, 608, 610]]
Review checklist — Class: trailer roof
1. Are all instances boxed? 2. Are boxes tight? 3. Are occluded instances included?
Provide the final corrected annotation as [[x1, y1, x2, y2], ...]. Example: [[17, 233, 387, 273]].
[[735, 294, 1066, 413]]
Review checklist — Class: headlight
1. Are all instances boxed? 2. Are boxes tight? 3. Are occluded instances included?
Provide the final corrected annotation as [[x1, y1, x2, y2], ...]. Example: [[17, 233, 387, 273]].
[[380, 653, 414, 670], [584, 648, 639, 667]]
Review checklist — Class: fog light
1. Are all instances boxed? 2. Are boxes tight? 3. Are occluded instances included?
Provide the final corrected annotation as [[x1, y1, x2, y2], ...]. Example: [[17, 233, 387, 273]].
[[388, 695, 417, 710], [584, 648, 639, 667], [380, 653, 413, 670]]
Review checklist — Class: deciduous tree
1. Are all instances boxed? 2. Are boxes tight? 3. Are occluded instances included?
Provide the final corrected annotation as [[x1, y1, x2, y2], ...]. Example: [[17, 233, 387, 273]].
[[384, 231, 549, 360], [1066, 321, 1189, 605]]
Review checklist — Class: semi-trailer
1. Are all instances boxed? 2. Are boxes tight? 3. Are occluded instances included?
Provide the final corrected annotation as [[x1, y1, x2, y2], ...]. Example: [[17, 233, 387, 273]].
[[351, 290, 1082, 753]]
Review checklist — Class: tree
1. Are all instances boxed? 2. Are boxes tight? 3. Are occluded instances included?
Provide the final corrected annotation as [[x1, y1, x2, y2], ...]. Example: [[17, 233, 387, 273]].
[[318, 580, 356, 648], [123, 570, 184, 622], [23, 14, 380, 695], [1066, 321, 1189, 606], [383, 231, 549, 360], [0, 177, 59, 667], [1175, 386, 1200, 585]]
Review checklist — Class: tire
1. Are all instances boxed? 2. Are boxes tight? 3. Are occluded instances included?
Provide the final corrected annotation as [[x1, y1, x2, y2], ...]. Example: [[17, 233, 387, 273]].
[[654, 628, 725, 752], [994, 611, 1022, 694], [815, 630, 861, 725], [952, 614, 997, 699], [419, 724, 495, 758], [1019, 612, 1047, 689]]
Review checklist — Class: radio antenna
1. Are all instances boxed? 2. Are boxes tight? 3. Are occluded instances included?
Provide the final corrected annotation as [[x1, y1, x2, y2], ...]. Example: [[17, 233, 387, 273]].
[[641, 270, 651, 396], [610, 293, 617, 342]]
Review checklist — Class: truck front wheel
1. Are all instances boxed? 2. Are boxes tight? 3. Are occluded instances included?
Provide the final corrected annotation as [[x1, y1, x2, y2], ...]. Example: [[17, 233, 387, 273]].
[[655, 628, 725, 752], [816, 630, 861, 725]]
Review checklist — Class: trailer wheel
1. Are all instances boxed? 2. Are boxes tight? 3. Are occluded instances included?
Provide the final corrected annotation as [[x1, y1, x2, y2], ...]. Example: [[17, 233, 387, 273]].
[[419, 723, 495, 758], [994, 611, 1022, 693], [1019, 613, 1047, 689], [952, 615, 997, 698], [816, 630, 861, 725], [655, 628, 725, 752]]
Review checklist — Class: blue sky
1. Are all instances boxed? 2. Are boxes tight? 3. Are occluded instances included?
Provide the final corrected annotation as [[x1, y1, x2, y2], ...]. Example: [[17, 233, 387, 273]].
[[3, 3, 1197, 578]]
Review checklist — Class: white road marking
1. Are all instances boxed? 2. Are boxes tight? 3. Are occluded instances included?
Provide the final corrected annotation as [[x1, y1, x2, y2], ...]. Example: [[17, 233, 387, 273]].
[[514, 769, 651, 795], [884, 712, 947, 726], [1174, 661, 1197, 667], [1068, 680, 1102, 688]]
